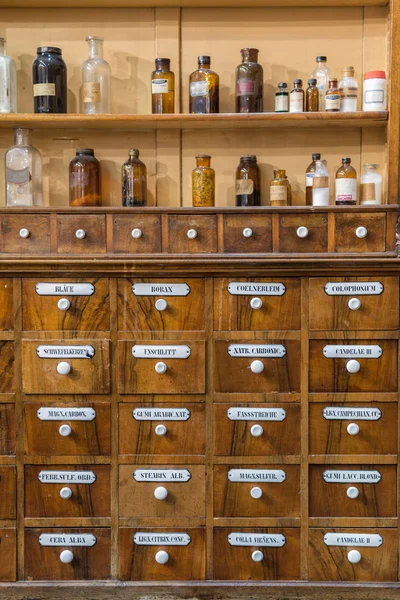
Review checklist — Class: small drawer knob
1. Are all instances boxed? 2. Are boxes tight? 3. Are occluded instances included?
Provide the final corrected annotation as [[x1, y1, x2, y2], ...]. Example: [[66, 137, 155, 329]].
[[59, 424, 72, 437], [252, 550, 264, 563], [60, 549, 74, 564], [347, 486, 359, 499], [57, 298, 71, 311], [155, 550, 169, 565], [155, 361, 167, 374], [154, 486, 168, 501], [355, 226, 368, 239], [60, 486, 73, 500], [346, 359, 360, 374], [187, 228, 198, 239], [348, 298, 361, 311], [250, 297, 263, 310], [155, 299, 168, 312], [19, 228, 30, 238], [250, 424, 263, 437], [75, 229, 86, 239], [296, 226, 309, 238], [242, 227, 253, 238], [250, 360, 264, 374], [347, 422, 360, 436], [132, 228, 143, 239], [250, 486, 263, 499], [57, 361, 71, 376], [155, 424, 167, 436], [347, 549, 362, 564]]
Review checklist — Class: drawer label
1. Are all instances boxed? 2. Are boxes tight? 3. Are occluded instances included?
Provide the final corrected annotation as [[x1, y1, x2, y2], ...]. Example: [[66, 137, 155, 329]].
[[323, 470, 381, 483], [228, 533, 286, 547], [324, 533, 382, 547], [228, 344, 286, 358], [132, 345, 191, 359], [323, 407, 381, 421], [36, 283, 95, 296], [133, 408, 190, 421], [227, 407, 286, 421], [132, 283, 190, 296], [324, 281, 383, 296], [228, 282, 286, 296], [134, 532, 191, 546], [38, 470, 97, 484], [39, 533, 97, 547], [323, 345, 382, 359], [37, 407, 96, 421], [133, 469, 191, 482], [228, 469, 286, 483], [36, 345, 95, 359]]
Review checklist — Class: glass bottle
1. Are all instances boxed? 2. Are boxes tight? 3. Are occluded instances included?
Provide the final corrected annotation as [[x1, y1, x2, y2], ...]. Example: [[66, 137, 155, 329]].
[[275, 82, 288, 113], [306, 78, 319, 112], [69, 148, 101, 207], [32, 46, 67, 114], [305, 153, 321, 205], [121, 149, 147, 207], [270, 169, 289, 206], [0, 38, 17, 114], [290, 79, 304, 113], [360, 163, 382, 205], [80, 36, 111, 115], [235, 48, 263, 113], [235, 155, 261, 207], [5, 128, 43, 207], [335, 157, 357, 206], [152, 58, 174, 114], [310, 56, 331, 110], [339, 66, 358, 112], [312, 159, 330, 206], [192, 155, 215, 207], [325, 78, 341, 112], [189, 56, 219, 114]]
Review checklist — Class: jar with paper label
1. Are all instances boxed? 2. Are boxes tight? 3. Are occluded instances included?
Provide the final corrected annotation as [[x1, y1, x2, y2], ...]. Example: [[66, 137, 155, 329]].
[[360, 164, 382, 205], [235, 48, 263, 113], [270, 169, 289, 206], [306, 79, 319, 112], [32, 46, 67, 113], [152, 58, 174, 114], [363, 71, 387, 111], [121, 149, 147, 207], [69, 149, 101, 207], [339, 66, 358, 112], [275, 82, 288, 113], [335, 157, 357, 206], [290, 79, 304, 113], [5, 128, 43, 206], [312, 159, 330, 206], [305, 153, 321, 205], [80, 36, 111, 114], [192, 155, 215, 207], [325, 78, 340, 112], [235, 155, 260, 206], [189, 56, 219, 114]]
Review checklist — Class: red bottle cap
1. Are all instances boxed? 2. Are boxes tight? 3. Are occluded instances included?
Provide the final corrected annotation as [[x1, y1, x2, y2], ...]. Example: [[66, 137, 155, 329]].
[[364, 70, 386, 80]]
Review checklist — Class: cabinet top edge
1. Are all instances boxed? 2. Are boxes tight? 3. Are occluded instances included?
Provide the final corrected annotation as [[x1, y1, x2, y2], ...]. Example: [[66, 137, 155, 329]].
[[1, 206, 398, 214]]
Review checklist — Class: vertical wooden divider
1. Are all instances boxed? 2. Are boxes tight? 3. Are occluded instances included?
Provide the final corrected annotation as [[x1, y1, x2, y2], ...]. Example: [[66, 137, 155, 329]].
[[14, 278, 23, 579], [300, 277, 309, 580], [205, 277, 214, 579], [387, 0, 400, 203], [110, 277, 119, 579]]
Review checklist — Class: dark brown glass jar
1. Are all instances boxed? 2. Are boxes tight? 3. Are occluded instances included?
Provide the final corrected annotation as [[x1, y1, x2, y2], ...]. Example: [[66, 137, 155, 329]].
[[189, 56, 219, 114], [306, 78, 319, 112], [69, 148, 101, 206], [235, 48, 263, 113], [235, 155, 261, 206], [121, 149, 147, 207], [152, 58, 175, 114]]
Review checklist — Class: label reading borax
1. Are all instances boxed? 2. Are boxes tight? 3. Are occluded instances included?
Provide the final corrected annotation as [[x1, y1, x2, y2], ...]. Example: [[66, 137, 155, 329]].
[[323, 407, 381, 421], [228, 469, 286, 483], [38, 471, 96, 484], [228, 533, 286, 547], [39, 533, 97, 547], [228, 344, 286, 358], [132, 345, 190, 359], [36, 283, 95, 296], [323, 345, 382, 358], [133, 408, 190, 421], [228, 282, 286, 296], [36, 345, 95, 359], [323, 470, 381, 483], [324, 281, 383, 296], [132, 283, 190, 296], [324, 533, 382, 547], [133, 469, 191, 482], [134, 532, 191, 546], [37, 407, 96, 421], [227, 407, 286, 421]]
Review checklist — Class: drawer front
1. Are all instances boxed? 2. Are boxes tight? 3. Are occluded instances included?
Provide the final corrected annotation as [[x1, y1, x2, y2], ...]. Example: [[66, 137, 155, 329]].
[[167, 215, 217, 253], [119, 528, 206, 580], [309, 465, 396, 518], [119, 465, 205, 518], [0, 529, 16, 581], [0, 341, 14, 394], [22, 278, 110, 331], [0, 279, 13, 330], [309, 403, 397, 455], [113, 214, 162, 253], [118, 341, 205, 394], [214, 339, 300, 394], [213, 527, 300, 580], [309, 528, 397, 581], [278, 214, 328, 253], [214, 278, 301, 331], [25, 465, 111, 518], [309, 339, 398, 393], [57, 215, 106, 254], [22, 340, 110, 395], [213, 465, 300, 518], [24, 528, 111, 580], [335, 213, 386, 253], [223, 214, 272, 253], [0, 405, 15, 456], [24, 403, 110, 456], [119, 404, 205, 457], [309, 277, 399, 330], [214, 404, 300, 456], [1, 215, 50, 253], [118, 278, 206, 332], [0, 467, 16, 519]]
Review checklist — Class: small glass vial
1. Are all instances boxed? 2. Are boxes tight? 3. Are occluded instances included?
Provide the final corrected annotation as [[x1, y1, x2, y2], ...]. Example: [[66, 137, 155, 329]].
[[311, 55, 331, 110], [339, 66, 358, 112], [192, 155, 215, 207], [32, 46, 67, 113], [189, 56, 219, 114], [236, 155, 260, 207], [235, 48, 263, 114], [312, 159, 330, 206], [80, 36, 111, 115], [152, 58, 175, 114], [270, 169, 289, 206], [0, 38, 17, 113], [69, 148, 101, 207], [275, 82, 288, 113], [305, 153, 321, 206], [306, 78, 319, 112], [5, 128, 43, 207], [121, 149, 147, 207], [360, 163, 382, 205], [290, 79, 304, 113], [335, 157, 357, 206], [325, 78, 341, 112]]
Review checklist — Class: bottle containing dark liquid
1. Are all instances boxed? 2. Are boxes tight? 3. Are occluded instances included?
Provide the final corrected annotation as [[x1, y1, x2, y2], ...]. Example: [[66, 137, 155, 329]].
[[235, 48, 263, 113], [32, 46, 67, 113], [122, 149, 147, 206], [69, 149, 101, 206], [235, 155, 261, 206]]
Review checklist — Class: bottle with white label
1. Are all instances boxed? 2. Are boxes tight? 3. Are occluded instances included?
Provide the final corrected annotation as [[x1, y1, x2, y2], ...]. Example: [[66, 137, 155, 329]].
[[312, 159, 330, 206], [363, 70, 387, 111], [305, 153, 321, 205], [189, 56, 219, 114], [310, 55, 331, 110], [152, 58, 174, 114], [275, 82, 288, 113], [339, 66, 358, 112], [0, 38, 16, 113], [33, 46, 67, 113], [325, 78, 341, 112], [289, 79, 304, 113], [335, 158, 357, 206], [360, 163, 382, 205], [80, 36, 111, 114], [270, 169, 289, 206], [5, 128, 43, 206]]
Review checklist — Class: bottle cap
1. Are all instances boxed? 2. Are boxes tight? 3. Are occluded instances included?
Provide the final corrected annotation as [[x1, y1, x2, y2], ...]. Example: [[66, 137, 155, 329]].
[[37, 46, 62, 54], [241, 47, 259, 54], [128, 149, 140, 157], [278, 82, 288, 88], [343, 66, 355, 74], [198, 56, 210, 64], [294, 79, 302, 85], [76, 148, 94, 155], [240, 154, 257, 162], [342, 157, 351, 163], [308, 78, 317, 85], [275, 169, 286, 177], [364, 70, 386, 80], [156, 57, 170, 67], [328, 78, 338, 84], [312, 153, 321, 160], [195, 154, 212, 159], [316, 56, 327, 62], [85, 36, 104, 42]]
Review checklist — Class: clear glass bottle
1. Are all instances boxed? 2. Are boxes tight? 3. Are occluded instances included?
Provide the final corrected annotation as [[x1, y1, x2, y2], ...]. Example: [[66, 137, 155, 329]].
[[335, 157, 357, 206], [270, 169, 289, 206], [306, 78, 319, 112], [360, 163, 382, 205], [152, 58, 174, 114], [0, 38, 17, 114], [189, 56, 219, 114], [69, 148, 101, 206], [33, 46, 67, 114], [275, 82, 288, 113], [290, 79, 304, 113], [5, 128, 43, 207], [312, 159, 330, 206], [305, 153, 321, 205], [236, 155, 260, 206], [325, 78, 341, 112], [80, 36, 111, 114], [310, 55, 330, 110], [339, 66, 358, 112], [235, 48, 263, 113], [192, 155, 215, 207], [121, 149, 147, 207]]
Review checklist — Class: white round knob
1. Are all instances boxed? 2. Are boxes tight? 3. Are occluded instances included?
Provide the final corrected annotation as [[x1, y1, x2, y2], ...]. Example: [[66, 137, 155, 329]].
[[347, 486, 359, 499], [155, 550, 169, 564], [132, 228, 143, 239], [250, 424, 263, 437], [355, 226, 368, 239], [250, 486, 263, 499], [250, 360, 264, 374], [242, 227, 253, 238], [250, 297, 263, 310], [60, 550, 74, 564], [346, 359, 360, 374], [155, 299, 168, 312], [187, 228, 198, 239], [75, 229, 86, 239], [155, 361, 167, 374], [348, 298, 361, 311], [19, 228, 30, 238], [60, 487, 73, 500], [347, 549, 362, 564], [57, 298, 71, 311], [155, 424, 167, 436], [296, 226, 309, 238], [57, 361, 71, 375], [59, 424, 72, 437], [154, 486, 168, 500], [347, 422, 360, 436], [252, 550, 264, 562]]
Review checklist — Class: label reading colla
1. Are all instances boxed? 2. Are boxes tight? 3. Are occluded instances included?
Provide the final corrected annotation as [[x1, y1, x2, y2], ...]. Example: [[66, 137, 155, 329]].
[[37, 407, 96, 421], [228, 533, 286, 547], [36, 283, 95, 296], [323, 470, 381, 483], [324, 533, 382, 547], [133, 469, 191, 482], [39, 533, 97, 547], [132, 345, 190, 359], [133, 408, 190, 421], [228, 282, 286, 296], [323, 345, 382, 358], [228, 344, 286, 358], [228, 469, 286, 483], [36, 345, 95, 359], [227, 407, 286, 421], [324, 281, 383, 296], [323, 407, 381, 421], [132, 283, 190, 296], [38, 471, 96, 484], [134, 532, 191, 546]]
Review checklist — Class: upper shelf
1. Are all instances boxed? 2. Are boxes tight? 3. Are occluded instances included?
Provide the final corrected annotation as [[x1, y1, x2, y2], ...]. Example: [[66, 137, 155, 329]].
[[0, 0, 388, 6]]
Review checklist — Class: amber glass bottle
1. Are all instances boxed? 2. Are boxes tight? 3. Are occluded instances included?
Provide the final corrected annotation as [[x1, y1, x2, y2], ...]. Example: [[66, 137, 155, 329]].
[[270, 169, 289, 206], [192, 155, 215, 206], [235, 155, 260, 207], [69, 149, 101, 206], [335, 157, 357, 205], [325, 78, 341, 112], [189, 56, 219, 114], [121, 149, 147, 207], [235, 48, 263, 113], [151, 58, 175, 114], [306, 78, 319, 112], [305, 153, 321, 205]]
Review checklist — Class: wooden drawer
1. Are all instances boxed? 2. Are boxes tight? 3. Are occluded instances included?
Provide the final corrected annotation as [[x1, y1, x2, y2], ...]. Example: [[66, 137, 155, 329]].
[[309, 403, 398, 455], [167, 215, 217, 253], [213, 465, 300, 518], [119, 465, 205, 518], [0, 529, 16, 581], [117, 278, 205, 332], [24, 403, 110, 457], [1, 215, 50, 254], [335, 213, 386, 253], [213, 528, 300, 580], [57, 215, 106, 254], [222, 214, 272, 253], [119, 404, 205, 457], [119, 528, 206, 580], [0, 467, 16, 519], [0, 341, 14, 394], [309, 528, 397, 581], [22, 278, 110, 331], [278, 214, 328, 253], [24, 465, 111, 518], [214, 339, 300, 394], [214, 278, 301, 331], [309, 465, 396, 518], [0, 404, 15, 456], [309, 339, 398, 393], [118, 340, 205, 394], [22, 339, 110, 395], [24, 528, 111, 580], [0, 279, 13, 330], [214, 404, 300, 456], [112, 214, 162, 253], [309, 277, 399, 330]]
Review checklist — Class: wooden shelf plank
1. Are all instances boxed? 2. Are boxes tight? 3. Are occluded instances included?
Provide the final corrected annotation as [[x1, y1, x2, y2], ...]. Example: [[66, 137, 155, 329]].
[[0, 0, 388, 6]]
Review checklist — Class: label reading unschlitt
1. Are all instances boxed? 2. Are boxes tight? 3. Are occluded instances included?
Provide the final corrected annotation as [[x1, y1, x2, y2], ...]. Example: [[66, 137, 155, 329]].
[[335, 178, 357, 204], [82, 82, 101, 103], [152, 79, 169, 94], [33, 83, 56, 97], [132, 345, 190, 359], [236, 179, 254, 195]]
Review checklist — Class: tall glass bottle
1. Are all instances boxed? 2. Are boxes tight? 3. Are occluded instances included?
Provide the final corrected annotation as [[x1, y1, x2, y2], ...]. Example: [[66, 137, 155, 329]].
[[152, 58, 174, 114], [192, 155, 215, 207], [80, 36, 111, 114], [5, 128, 43, 207], [339, 66, 358, 112], [121, 149, 147, 207], [69, 149, 101, 207], [33, 46, 67, 113], [310, 56, 330, 110], [235, 48, 263, 113], [235, 155, 260, 206], [0, 38, 17, 113], [305, 153, 321, 205], [189, 56, 219, 114], [312, 159, 330, 206], [335, 157, 357, 206]]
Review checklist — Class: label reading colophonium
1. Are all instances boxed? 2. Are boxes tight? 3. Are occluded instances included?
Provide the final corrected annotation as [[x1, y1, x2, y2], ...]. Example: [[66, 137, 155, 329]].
[[33, 83, 56, 97], [82, 82, 101, 103], [335, 178, 357, 203]]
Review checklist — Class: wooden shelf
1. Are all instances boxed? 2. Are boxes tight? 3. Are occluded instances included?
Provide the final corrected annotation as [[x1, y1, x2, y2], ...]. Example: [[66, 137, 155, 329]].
[[0, 0, 388, 6]]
